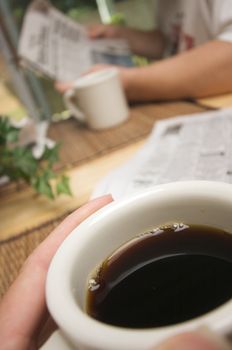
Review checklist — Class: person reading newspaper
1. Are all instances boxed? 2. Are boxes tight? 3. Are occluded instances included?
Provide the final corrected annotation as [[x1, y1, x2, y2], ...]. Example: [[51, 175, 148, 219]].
[[56, 0, 232, 102]]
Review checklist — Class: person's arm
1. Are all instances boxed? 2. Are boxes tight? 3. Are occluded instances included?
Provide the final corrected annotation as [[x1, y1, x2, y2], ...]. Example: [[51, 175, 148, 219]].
[[87, 24, 165, 59], [121, 40, 232, 101]]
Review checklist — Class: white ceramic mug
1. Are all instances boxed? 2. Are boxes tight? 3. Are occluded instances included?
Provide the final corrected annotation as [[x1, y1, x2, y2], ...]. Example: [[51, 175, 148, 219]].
[[44, 181, 232, 350], [63, 68, 129, 130]]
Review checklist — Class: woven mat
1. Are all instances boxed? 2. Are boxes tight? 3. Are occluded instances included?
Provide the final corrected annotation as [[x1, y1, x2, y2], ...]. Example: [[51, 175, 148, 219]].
[[0, 212, 68, 299], [0, 101, 206, 298]]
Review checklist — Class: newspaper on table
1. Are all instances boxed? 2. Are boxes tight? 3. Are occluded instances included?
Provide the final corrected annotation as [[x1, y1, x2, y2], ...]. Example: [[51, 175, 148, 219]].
[[92, 108, 232, 199], [18, 0, 133, 81]]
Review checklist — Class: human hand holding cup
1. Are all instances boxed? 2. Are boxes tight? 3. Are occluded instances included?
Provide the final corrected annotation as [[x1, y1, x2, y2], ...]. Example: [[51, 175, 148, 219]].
[[63, 68, 129, 130], [45, 181, 232, 350]]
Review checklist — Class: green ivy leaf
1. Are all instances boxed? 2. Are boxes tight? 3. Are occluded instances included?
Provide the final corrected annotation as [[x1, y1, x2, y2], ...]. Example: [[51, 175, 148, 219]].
[[42, 143, 60, 165], [43, 168, 56, 181], [32, 175, 55, 199], [13, 147, 38, 176], [6, 129, 19, 143], [56, 175, 72, 196], [0, 116, 72, 199], [0, 117, 19, 145]]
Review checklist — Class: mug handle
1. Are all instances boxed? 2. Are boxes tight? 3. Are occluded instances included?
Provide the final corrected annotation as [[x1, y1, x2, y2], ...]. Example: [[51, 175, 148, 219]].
[[64, 89, 85, 123], [40, 330, 77, 350]]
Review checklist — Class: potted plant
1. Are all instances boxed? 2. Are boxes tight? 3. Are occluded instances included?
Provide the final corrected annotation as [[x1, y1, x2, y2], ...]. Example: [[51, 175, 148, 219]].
[[0, 116, 72, 199]]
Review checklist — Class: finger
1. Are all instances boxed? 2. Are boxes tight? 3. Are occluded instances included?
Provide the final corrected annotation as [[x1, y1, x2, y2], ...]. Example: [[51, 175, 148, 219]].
[[55, 81, 73, 93], [154, 331, 230, 350], [87, 24, 107, 38], [31, 194, 113, 269], [36, 314, 57, 348], [0, 195, 113, 349]]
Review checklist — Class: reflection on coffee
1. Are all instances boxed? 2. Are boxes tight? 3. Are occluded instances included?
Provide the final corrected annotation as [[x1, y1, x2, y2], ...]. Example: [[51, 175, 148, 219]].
[[86, 224, 232, 328]]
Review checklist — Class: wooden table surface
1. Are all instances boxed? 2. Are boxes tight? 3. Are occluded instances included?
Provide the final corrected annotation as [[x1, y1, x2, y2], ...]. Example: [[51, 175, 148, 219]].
[[197, 92, 232, 109], [0, 100, 211, 241]]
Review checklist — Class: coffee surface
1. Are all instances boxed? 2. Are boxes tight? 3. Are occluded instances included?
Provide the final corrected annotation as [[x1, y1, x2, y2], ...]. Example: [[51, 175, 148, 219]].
[[86, 224, 232, 328]]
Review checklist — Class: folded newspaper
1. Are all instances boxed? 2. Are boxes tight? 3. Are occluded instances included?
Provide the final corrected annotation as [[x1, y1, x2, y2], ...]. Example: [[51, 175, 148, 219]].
[[18, 0, 133, 81], [92, 108, 232, 199]]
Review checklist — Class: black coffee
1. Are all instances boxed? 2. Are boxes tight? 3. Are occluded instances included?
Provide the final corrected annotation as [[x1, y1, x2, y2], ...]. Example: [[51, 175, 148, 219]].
[[86, 224, 232, 328]]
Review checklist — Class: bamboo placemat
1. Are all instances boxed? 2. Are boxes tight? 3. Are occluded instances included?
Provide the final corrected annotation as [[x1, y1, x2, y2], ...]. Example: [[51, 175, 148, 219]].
[[0, 211, 68, 299], [0, 101, 207, 298]]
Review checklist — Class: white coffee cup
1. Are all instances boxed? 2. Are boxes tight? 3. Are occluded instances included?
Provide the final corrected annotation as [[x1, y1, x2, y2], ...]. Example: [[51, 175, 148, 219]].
[[44, 181, 232, 350], [63, 68, 129, 130]]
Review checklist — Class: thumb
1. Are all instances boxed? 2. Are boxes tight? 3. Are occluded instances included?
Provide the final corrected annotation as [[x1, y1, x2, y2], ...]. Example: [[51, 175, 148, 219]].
[[153, 331, 231, 350], [55, 81, 73, 93]]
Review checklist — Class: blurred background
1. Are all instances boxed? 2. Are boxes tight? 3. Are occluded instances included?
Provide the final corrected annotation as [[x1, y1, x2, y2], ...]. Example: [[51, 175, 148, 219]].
[[0, 0, 156, 123]]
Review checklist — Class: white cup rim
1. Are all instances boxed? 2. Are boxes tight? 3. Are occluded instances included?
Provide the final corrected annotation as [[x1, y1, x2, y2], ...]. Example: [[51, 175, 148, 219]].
[[46, 181, 232, 350], [73, 67, 118, 90]]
